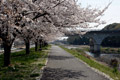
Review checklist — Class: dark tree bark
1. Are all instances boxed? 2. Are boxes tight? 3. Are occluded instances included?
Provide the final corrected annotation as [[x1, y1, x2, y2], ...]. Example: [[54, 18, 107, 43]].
[[42, 41, 44, 47], [39, 41, 42, 51], [3, 42, 12, 66], [25, 40, 30, 54], [45, 42, 48, 46], [35, 42, 38, 51]]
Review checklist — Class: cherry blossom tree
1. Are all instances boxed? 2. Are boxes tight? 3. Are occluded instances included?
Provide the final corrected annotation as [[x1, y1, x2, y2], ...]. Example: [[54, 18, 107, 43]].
[[0, 0, 111, 66], [0, 0, 39, 65], [0, 0, 25, 66]]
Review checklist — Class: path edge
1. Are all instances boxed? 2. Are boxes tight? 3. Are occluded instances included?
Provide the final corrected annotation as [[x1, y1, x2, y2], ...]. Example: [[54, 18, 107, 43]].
[[36, 49, 51, 80], [61, 46, 114, 80]]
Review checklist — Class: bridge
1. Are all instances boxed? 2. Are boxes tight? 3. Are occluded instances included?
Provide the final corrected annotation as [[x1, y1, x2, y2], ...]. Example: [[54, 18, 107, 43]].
[[84, 30, 120, 57]]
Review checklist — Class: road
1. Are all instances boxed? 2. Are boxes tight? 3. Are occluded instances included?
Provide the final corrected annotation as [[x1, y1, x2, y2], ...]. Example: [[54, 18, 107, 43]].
[[41, 45, 109, 80]]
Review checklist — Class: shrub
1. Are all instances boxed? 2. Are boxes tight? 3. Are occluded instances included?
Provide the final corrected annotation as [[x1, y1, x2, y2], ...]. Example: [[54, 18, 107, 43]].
[[105, 48, 109, 51], [110, 59, 118, 68], [30, 73, 40, 77], [117, 49, 120, 53]]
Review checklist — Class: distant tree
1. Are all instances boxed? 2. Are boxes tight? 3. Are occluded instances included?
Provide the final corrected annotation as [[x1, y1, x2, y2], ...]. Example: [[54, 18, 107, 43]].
[[101, 36, 120, 47], [102, 23, 120, 30], [102, 23, 120, 47], [67, 35, 89, 45]]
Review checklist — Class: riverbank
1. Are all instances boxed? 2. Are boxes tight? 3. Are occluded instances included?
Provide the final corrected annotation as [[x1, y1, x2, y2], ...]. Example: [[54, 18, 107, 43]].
[[101, 47, 120, 54], [83, 47, 120, 71], [60, 45, 120, 80], [64, 45, 120, 65]]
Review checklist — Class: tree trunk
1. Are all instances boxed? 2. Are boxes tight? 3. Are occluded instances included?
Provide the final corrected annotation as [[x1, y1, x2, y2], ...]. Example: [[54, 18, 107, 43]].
[[42, 41, 44, 47], [35, 42, 38, 51], [45, 42, 48, 46], [25, 41, 30, 55], [39, 41, 42, 51], [3, 43, 12, 66]]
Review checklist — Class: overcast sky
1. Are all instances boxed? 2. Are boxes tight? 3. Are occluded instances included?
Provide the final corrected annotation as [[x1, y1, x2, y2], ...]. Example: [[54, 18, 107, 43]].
[[78, 0, 120, 30]]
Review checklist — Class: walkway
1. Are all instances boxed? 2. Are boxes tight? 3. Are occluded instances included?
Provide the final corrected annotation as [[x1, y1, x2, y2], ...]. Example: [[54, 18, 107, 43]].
[[41, 45, 109, 80]]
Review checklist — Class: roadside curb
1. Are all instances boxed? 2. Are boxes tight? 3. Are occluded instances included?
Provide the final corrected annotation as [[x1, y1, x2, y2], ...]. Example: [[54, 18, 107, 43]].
[[76, 57, 113, 80], [36, 49, 51, 80]]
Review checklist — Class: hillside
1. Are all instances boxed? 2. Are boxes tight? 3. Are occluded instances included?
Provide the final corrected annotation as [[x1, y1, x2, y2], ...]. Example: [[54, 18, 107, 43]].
[[101, 23, 120, 47], [102, 23, 120, 30]]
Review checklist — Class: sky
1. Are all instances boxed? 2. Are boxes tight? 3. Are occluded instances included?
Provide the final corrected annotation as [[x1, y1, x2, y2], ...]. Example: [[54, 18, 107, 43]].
[[78, 0, 120, 30]]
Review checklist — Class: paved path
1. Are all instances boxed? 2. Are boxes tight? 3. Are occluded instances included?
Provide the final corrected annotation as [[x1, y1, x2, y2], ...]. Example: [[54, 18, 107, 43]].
[[41, 45, 109, 80]]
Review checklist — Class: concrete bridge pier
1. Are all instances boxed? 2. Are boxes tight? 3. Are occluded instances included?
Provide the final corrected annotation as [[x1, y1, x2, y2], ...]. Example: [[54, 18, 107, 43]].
[[84, 30, 120, 57], [94, 43, 101, 57], [88, 35, 105, 57], [89, 39, 94, 53], [89, 37, 103, 57], [90, 45, 94, 53]]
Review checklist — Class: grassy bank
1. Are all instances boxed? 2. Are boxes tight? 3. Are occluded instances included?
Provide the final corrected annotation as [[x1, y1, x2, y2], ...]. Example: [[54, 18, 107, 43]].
[[81, 46, 120, 54], [0, 45, 51, 80], [101, 47, 120, 54], [60, 46, 120, 80]]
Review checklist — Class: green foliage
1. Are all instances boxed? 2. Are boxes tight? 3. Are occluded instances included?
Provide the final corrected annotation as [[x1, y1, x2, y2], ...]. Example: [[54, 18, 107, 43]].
[[101, 23, 120, 47], [118, 49, 120, 53], [60, 46, 120, 80], [30, 73, 40, 77], [110, 59, 118, 68], [105, 48, 110, 51], [102, 23, 120, 30], [67, 35, 89, 45], [113, 67, 119, 74], [101, 47, 120, 54], [102, 36, 120, 47], [75, 48, 83, 53]]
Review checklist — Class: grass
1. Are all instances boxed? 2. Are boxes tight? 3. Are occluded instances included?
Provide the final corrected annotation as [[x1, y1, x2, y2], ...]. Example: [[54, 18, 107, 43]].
[[60, 46, 120, 80], [0, 45, 51, 80], [101, 47, 120, 54], [82, 46, 120, 54]]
